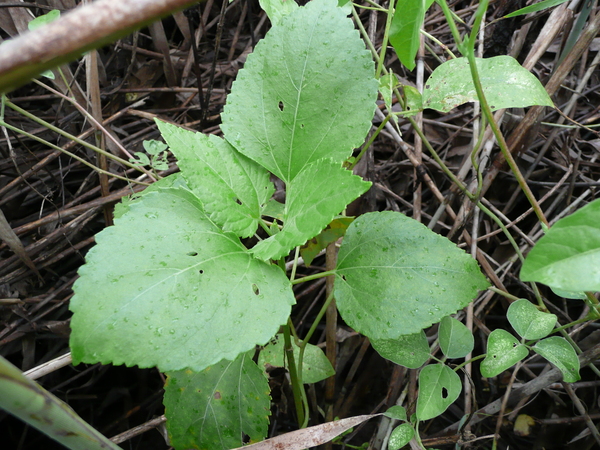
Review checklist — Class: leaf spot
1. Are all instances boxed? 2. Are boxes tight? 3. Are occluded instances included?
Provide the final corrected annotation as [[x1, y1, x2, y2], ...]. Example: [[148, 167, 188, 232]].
[[187, 251, 198, 256], [199, 269, 204, 275], [235, 198, 243, 205], [214, 391, 221, 400], [252, 283, 260, 295], [441, 387, 449, 399], [278, 101, 284, 111]]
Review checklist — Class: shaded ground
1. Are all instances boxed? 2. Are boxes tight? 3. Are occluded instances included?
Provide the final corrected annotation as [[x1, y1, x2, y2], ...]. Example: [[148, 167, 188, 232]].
[[1, 0, 600, 449]]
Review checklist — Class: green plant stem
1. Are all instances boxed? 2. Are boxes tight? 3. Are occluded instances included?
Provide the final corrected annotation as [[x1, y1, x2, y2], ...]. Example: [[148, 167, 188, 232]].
[[291, 270, 337, 285], [454, 354, 486, 372], [551, 317, 594, 335], [300, 291, 336, 348], [487, 286, 520, 302], [5, 100, 148, 175], [372, 0, 396, 78], [0, 118, 147, 185], [283, 323, 306, 427], [349, 114, 390, 170], [420, 29, 457, 59]]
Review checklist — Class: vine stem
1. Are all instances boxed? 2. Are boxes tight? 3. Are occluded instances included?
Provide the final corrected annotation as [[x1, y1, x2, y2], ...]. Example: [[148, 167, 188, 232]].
[[291, 270, 336, 285]]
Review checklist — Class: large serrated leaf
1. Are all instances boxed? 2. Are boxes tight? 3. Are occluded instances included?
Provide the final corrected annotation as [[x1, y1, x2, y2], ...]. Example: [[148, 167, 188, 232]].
[[156, 120, 273, 238], [533, 337, 580, 383], [389, 0, 426, 71], [221, 0, 378, 183], [251, 160, 371, 261], [69, 188, 294, 372], [480, 329, 528, 378], [422, 56, 553, 112], [164, 353, 270, 450], [520, 198, 600, 292], [507, 299, 557, 340], [335, 211, 489, 340], [416, 364, 462, 421]]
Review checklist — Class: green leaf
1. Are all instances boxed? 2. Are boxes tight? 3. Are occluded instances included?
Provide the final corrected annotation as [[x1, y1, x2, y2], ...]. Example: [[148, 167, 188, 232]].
[[422, 56, 553, 112], [504, 0, 568, 18], [143, 139, 168, 155], [507, 299, 557, 340], [439, 316, 474, 359], [402, 85, 422, 117], [259, 0, 299, 26], [533, 337, 580, 382], [69, 188, 294, 372], [389, 0, 425, 71], [480, 329, 528, 378], [251, 160, 370, 261], [221, 0, 378, 183], [335, 211, 489, 340], [384, 405, 407, 421], [28, 10, 60, 31], [300, 217, 353, 266], [416, 364, 462, 421], [371, 330, 430, 369], [379, 73, 397, 109], [520, 198, 600, 292], [550, 287, 587, 300], [156, 120, 274, 238], [258, 333, 335, 384], [388, 423, 414, 450], [164, 353, 270, 450]]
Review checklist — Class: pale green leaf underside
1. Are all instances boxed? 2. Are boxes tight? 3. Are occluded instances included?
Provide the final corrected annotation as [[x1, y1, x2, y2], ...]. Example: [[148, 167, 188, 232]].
[[258, 334, 335, 384], [389, 0, 426, 71], [371, 331, 430, 369], [388, 423, 414, 450], [221, 0, 378, 183], [335, 211, 489, 340], [520, 198, 600, 292], [69, 188, 294, 372], [416, 364, 462, 421], [251, 160, 371, 261], [422, 56, 554, 112], [164, 353, 270, 450], [480, 329, 528, 378], [533, 337, 580, 383], [507, 299, 556, 340], [439, 316, 474, 359], [156, 120, 273, 238]]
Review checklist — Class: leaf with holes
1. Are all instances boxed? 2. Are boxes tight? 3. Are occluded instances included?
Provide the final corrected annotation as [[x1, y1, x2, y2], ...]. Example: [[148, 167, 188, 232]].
[[520, 198, 600, 292], [69, 188, 294, 372], [335, 211, 489, 340], [507, 299, 557, 340], [533, 337, 580, 382], [371, 331, 430, 369], [156, 120, 273, 238], [389, 0, 426, 71], [221, 0, 378, 183], [480, 329, 528, 378], [416, 364, 462, 421], [164, 352, 270, 450], [439, 316, 474, 359], [422, 56, 553, 112], [251, 160, 370, 261]]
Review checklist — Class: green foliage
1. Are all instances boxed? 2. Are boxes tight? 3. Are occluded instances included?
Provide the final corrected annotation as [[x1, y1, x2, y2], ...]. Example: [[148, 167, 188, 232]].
[[507, 299, 557, 340], [370, 331, 430, 369], [416, 364, 462, 421], [164, 353, 270, 450], [384, 405, 408, 421], [388, 423, 414, 450], [258, 334, 334, 383], [335, 211, 489, 340], [129, 139, 169, 171], [390, 0, 426, 71], [520, 198, 600, 292], [300, 217, 353, 266], [532, 337, 580, 382], [422, 56, 553, 112], [480, 329, 528, 378], [439, 316, 474, 359], [221, 0, 378, 184], [69, 187, 295, 372], [259, 0, 298, 26], [504, 0, 569, 18]]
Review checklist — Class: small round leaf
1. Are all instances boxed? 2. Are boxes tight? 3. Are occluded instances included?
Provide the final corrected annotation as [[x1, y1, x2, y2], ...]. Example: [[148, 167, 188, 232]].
[[439, 316, 474, 358], [388, 423, 414, 450], [416, 364, 462, 421], [533, 337, 581, 383], [480, 329, 528, 378], [507, 299, 557, 340]]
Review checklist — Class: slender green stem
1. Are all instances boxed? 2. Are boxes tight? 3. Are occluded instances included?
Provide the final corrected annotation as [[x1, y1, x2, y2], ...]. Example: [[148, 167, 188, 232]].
[[420, 29, 458, 59], [0, 119, 147, 185], [454, 354, 486, 372], [291, 270, 337, 285], [300, 291, 336, 348], [350, 114, 390, 170], [283, 324, 305, 427], [488, 286, 520, 302], [290, 246, 301, 282]]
